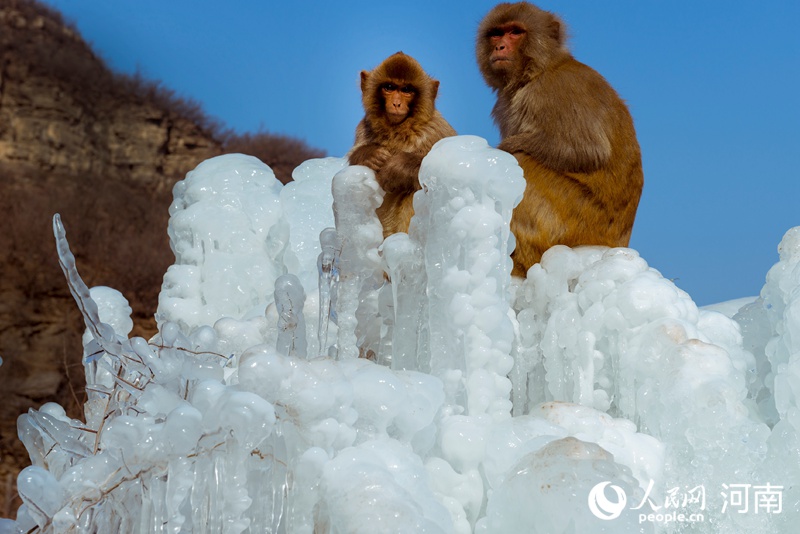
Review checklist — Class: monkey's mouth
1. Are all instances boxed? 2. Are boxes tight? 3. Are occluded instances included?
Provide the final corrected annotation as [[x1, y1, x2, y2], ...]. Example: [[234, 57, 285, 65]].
[[387, 111, 408, 124]]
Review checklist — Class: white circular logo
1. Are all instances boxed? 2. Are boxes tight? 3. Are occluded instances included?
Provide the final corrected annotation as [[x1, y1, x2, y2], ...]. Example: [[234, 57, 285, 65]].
[[588, 481, 628, 520]]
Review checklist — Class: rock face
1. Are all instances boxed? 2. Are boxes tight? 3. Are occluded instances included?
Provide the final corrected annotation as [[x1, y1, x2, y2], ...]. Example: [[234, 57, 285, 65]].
[[0, 2, 222, 190], [0, 0, 324, 514]]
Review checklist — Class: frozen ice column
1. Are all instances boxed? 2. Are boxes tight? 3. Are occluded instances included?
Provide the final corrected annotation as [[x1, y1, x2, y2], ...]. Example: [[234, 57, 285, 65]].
[[330, 165, 385, 360], [415, 135, 524, 418], [157, 154, 286, 332]]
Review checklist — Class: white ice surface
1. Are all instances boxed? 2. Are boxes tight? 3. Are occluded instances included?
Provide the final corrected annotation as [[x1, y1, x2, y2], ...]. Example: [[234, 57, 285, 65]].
[[5, 138, 799, 533]]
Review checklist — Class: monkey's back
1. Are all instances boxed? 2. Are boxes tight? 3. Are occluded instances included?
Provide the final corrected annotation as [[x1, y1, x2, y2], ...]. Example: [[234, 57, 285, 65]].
[[502, 57, 644, 276]]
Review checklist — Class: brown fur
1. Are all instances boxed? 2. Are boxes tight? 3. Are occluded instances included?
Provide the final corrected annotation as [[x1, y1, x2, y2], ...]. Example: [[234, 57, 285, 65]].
[[348, 52, 456, 238], [477, 2, 644, 276]]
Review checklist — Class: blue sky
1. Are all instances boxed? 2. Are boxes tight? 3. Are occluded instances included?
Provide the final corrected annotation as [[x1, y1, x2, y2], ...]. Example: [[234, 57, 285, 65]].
[[39, 0, 799, 306]]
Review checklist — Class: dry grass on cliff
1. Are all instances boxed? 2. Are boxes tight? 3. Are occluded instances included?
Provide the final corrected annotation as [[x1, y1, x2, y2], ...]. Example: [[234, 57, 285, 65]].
[[0, 162, 172, 332]]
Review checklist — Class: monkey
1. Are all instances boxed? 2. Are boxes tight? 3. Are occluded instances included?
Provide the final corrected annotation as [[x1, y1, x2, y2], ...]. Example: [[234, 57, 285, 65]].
[[477, 2, 644, 277], [348, 52, 456, 238]]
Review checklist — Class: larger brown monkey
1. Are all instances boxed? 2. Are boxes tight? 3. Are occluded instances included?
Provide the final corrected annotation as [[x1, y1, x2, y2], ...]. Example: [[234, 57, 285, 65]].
[[348, 52, 456, 238], [477, 2, 644, 276]]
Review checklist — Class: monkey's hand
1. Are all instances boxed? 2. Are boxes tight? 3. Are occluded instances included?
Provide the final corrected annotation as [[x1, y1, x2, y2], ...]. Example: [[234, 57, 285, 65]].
[[376, 151, 424, 193], [348, 143, 392, 172]]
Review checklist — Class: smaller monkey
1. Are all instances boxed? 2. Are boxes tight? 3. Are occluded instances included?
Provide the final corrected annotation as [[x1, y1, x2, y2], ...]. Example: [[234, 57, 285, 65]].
[[348, 52, 456, 238]]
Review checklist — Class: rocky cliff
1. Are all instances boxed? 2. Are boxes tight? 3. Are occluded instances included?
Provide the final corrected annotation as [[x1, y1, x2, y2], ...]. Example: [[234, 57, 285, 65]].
[[0, 3, 223, 189], [0, 0, 324, 514]]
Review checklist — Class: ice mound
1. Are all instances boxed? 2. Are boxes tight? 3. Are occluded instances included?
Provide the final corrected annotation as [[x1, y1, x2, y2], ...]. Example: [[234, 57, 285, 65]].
[[4, 136, 798, 533]]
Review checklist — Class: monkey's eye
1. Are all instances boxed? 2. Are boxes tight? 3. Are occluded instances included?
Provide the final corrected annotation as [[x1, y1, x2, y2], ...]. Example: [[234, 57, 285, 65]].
[[510, 27, 525, 35], [400, 85, 415, 94], [382, 83, 397, 92], [487, 28, 504, 38]]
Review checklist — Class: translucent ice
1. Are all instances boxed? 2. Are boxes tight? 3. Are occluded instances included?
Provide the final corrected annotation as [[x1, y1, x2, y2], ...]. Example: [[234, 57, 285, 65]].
[[317, 227, 341, 358], [318, 440, 451, 534], [477, 437, 647, 534], [281, 157, 346, 291], [81, 286, 134, 346], [330, 165, 385, 360], [274, 273, 308, 359], [81, 286, 134, 390]]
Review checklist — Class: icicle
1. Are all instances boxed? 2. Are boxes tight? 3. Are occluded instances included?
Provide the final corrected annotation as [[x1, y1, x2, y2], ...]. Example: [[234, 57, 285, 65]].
[[244, 431, 288, 533], [382, 233, 429, 372], [374, 282, 395, 367], [274, 273, 308, 359], [508, 307, 530, 416], [17, 407, 90, 477], [53, 214, 122, 358], [330, 166, 385, 360], [317, 227, 341, 358], [53, 214, 157, 414], [16, 466, 66, 530]]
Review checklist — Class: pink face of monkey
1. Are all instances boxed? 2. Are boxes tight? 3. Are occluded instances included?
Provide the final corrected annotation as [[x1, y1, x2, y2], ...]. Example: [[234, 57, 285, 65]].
[[380, 82, 416, 125], [486, 22, 527, 74]]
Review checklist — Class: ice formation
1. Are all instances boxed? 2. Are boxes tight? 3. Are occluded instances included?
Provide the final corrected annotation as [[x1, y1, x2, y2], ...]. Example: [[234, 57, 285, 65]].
[[3, 135, 799, 533]]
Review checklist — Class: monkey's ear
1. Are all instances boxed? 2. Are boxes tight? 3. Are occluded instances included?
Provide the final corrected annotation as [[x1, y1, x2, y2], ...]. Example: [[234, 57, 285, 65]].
[[360, 70, 370, 93], [431, 80, 440, 100], [548, 17, 565, 44]]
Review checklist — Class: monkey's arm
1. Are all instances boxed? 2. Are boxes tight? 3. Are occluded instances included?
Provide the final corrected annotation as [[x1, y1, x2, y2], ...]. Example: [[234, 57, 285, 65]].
[[498, 128, 610, 175], [498, 66, 617, 174], [377, 118, 455, 193], [348, 143, 392, 172], [376, 151, 423, 193]]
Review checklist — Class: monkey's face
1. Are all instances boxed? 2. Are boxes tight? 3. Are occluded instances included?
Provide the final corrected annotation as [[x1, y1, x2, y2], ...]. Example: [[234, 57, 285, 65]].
[[380, 82, 416, 125], [486, 22, 527, 75]]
